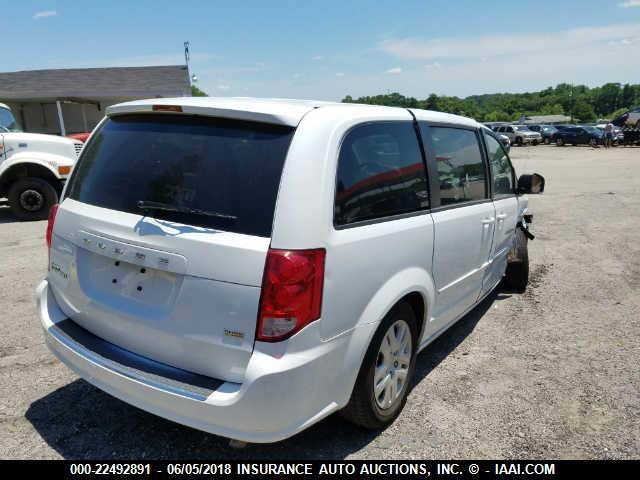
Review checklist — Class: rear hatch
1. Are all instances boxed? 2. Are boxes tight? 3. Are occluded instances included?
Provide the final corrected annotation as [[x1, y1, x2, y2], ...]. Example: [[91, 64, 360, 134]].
[[48, 113, 295, 383]]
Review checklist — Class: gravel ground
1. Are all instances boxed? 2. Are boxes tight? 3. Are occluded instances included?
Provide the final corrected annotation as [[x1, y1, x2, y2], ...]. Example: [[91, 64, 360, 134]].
[[1, 145, 639, 459]]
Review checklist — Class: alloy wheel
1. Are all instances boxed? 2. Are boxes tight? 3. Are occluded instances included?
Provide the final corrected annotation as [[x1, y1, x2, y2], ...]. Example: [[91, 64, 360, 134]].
[[373, 320, 412, 409]]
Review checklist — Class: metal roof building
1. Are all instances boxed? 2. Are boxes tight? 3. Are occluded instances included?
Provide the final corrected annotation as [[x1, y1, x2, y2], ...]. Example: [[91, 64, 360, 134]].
[[0, 65, 190, 135], [523, 114, 571, 125]]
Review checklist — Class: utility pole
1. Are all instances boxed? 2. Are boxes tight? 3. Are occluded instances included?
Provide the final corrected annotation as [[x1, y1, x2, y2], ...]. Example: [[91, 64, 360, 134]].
[[184, 41, 198, 93], [569, 83, 574, 123], [184, 41, 191, 85]]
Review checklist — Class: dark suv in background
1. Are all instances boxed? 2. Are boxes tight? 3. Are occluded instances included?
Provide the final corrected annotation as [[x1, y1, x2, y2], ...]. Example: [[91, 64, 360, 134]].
[[554, 126, 603, 146], [528, 125, 559, 144]]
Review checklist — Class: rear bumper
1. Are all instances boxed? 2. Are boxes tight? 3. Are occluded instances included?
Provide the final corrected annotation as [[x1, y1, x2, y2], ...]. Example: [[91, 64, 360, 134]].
[[37, 279, 353, 443]]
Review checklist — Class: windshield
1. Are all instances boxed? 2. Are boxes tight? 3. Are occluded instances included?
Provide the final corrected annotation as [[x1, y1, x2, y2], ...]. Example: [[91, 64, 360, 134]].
[[542, 126, 558, 133], [0, 107, 22, 132], [66, 114, 294, 237], [513, 125, 530, 131]]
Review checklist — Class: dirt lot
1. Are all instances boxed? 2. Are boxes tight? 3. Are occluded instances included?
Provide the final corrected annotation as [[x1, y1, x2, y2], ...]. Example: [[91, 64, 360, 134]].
[[1, 145, 639, 459]]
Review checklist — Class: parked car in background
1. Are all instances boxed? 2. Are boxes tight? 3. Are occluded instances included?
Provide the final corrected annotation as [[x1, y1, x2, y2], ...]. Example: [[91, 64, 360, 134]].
[[494, 125, 542, 146], [582, 126, 605, 142], [554, 126, 602, 146], [612, 106, 640, 128], [38, 97, 544, 443], [527, 125, 558, 144], [0, 103, 82, 220], [483, 122, 509, 131], [549, 125, 571, 140], [595, 125, 624, 145]]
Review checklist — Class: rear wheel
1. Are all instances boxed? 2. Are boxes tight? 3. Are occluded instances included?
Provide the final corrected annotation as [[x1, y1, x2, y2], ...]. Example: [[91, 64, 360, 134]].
[[7, 177, 58, 221], [516, 137, 523, 146], [556, 138, 564, 146], [342, 302, 418, 429], [504, 228, 529, 293]]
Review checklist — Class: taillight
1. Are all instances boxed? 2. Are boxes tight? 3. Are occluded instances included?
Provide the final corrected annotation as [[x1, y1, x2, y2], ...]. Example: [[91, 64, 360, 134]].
[[46, 204, 59, 269], [257, 248, 326, 342]]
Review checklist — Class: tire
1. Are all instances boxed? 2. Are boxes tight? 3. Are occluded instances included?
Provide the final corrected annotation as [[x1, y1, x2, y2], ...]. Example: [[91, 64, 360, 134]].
[[7, 177, 58, 221], [342, 302, 418, 429], [532, 139, 538, 146], [504, 228, 529, 293], [516, 137, 523, 146], [556, 138, 564, 146]]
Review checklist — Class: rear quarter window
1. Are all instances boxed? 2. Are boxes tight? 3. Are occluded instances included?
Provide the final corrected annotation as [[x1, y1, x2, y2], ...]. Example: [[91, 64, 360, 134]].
[[334, 121, 428, 226], [66, 114, 294, 237]]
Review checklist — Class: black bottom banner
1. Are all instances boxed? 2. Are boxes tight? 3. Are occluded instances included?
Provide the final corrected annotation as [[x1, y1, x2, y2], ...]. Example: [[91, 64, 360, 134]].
[[2, 460, 638, 479]]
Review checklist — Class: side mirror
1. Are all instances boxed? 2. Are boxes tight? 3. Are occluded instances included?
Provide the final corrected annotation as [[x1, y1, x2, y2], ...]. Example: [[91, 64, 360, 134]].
[[517, 173, 545, 194]]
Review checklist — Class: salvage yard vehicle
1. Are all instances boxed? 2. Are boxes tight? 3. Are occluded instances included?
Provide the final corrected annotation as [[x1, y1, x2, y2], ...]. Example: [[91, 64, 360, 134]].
[[494, 124, 542, 146], [527, 124, 558, 144], [612, 106, 640, 128], [554, 125, 602, 146], [37, 97, 544, 444], [0, 103, 82, 220]]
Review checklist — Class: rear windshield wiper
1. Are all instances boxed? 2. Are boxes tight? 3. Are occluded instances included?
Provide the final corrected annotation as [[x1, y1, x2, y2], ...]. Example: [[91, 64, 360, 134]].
[[137, 200, 238, 221]]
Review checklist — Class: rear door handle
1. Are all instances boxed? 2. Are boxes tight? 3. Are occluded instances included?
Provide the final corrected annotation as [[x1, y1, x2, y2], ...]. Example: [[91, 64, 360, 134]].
[[481, 217, 495, 224]]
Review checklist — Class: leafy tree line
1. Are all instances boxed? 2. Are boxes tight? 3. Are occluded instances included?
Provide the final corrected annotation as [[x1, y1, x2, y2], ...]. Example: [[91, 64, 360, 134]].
[[191, 85, 208, 97], [342, 82, 640, 123]]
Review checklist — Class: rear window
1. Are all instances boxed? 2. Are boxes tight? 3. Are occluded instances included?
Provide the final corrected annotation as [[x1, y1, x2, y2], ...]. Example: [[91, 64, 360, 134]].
[[66, 114, 294, 237]]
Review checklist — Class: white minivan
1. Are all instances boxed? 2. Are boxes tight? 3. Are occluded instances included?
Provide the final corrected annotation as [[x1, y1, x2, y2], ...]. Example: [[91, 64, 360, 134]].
[[37, 97, 544, 443]]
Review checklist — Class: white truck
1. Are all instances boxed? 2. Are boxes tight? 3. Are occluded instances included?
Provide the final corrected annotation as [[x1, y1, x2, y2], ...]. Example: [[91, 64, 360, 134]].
[[0, 103, 83, 220]]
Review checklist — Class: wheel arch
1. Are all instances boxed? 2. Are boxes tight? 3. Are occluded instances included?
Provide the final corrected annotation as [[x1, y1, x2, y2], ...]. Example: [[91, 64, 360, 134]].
[[0, 161, 61, 196], [403, 291, 427, 343], [336, 269, 435, 408]]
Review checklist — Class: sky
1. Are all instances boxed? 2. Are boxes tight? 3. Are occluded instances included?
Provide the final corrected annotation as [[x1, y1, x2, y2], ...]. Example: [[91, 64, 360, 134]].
[[2, 0, 640, 101]]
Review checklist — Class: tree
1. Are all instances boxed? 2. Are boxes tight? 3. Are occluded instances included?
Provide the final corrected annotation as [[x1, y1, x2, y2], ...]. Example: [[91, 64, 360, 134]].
[[621, 84, 636, 110], [572, 101, 596, 123], [341, 81, 638, 121], [423, 94, 439, 110], [593, 83, 620, 116], [191, 85, 208, 97], [540, 103, 565, 115], [484, 110, 510, 122]]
